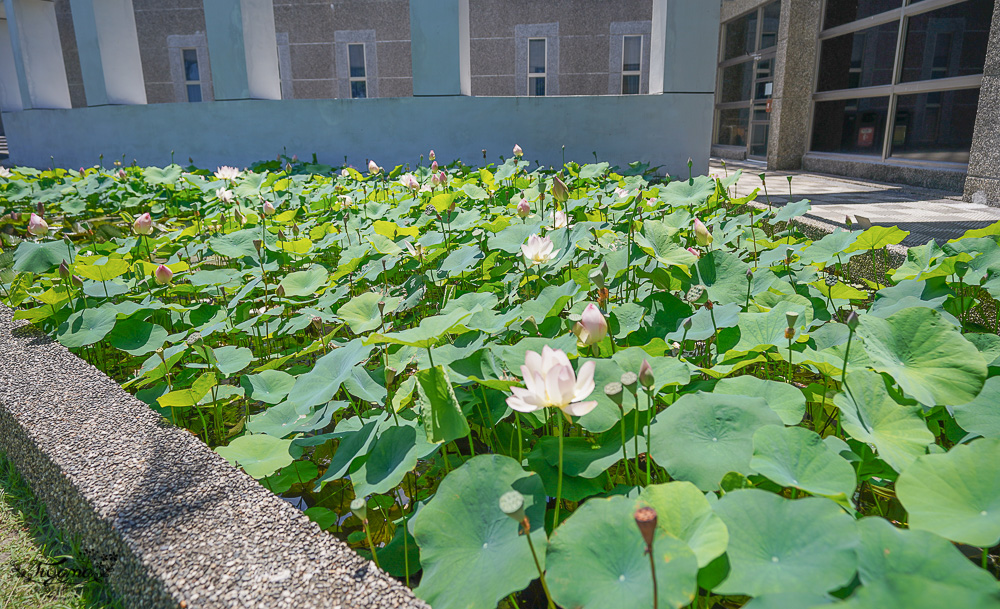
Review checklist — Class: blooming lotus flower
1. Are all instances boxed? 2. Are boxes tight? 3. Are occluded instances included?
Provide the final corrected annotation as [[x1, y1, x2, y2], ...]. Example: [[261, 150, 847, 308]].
[[694, 217, 713, 247], [263, 201, 276, 216], [429, 149, 436, 161], [405, 241, 424, 260], [154, 264, 173, 285], [573, 304, 608, 346], [214, 166, 241, 181], [217, 187, 235, 204], [368, 160, 381, 175], [614, 187, 629, 199], [506, 346, 597, 416], [133, 212, 153, 235], [513, 144, 523, 158], [522, 234, 558, 266], [687, 247, 700, 259], [549, 210, 569, 229], [340, 195, 353, 208], [517, 198, 530, 218], [0, 167, 11, 178], [401, 173, 419, 191], [27, 213, 48, 236], [341, 168, 350, 178]]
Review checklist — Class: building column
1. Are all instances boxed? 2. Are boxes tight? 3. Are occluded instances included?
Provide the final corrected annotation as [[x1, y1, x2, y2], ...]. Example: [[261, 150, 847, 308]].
[[0, 17, 22, 111], [3, 0, 71, 109], [409, 0, 470, 96], [69, 0, 145, 106], [202, 0, 280, 101], [649, 0, 719, 95], [766, 0, 822, 170], [964, 0, 1000, 205]]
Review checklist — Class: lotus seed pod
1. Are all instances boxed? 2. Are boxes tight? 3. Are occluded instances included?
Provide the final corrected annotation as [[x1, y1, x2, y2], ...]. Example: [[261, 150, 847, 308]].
[[785, 311, 800, 328], [758, 172, 766, 183], [311, 316, 323, 330], [253, 239, 262, 252], [604, 382, 624, 406], [589, 269, 605, 289], [846, 310, 860, 330], [378, 300, 386, 315], [350, 498, 367, 522], [499, 490, 526, 523], [825, 274, 838, 287], [634, 506, 657, 548], [185, 332, 203, 346], [621, 372, 638, 393], [638, 360, 655, 389], [599, 261, 609, 278]]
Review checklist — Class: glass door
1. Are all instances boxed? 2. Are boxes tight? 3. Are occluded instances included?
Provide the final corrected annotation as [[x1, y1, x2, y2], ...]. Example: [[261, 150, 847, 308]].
[[748, 55, 775, 159]]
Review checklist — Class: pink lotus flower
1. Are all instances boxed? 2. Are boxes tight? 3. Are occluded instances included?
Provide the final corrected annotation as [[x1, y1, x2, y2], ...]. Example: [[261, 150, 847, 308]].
[[437, 171, 447, 186], [27, 213, 48, 236], [368, 160, 381, 175], [429, 150, 436, 161], [400, 173, 419, 191], [573, 303, 608, 346], [614, 187, 629, 199], [513, 144, 523, 158], [133, 212, 153, 235], [154, 264, 173, 285], [694, 217, 713, 246], [118, 169, 127, 179], [522, 234, 557, 266], [430, 160, 438, 173], [551, 176, 569, 203], [506, 346, 597, 416], [687, 247, 700, 259], [517, 198, 530, 218], [263, 201, 276, 216], [639, 359, 655, 389], [431, 172, 442, 187]]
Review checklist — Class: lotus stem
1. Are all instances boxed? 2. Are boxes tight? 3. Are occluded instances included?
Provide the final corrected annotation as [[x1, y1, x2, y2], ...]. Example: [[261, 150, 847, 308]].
[[554, 410, 565, 528]]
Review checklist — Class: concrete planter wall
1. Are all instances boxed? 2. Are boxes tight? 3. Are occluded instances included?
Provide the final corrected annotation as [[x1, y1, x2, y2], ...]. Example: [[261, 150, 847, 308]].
[[0, 306, 428, 609]]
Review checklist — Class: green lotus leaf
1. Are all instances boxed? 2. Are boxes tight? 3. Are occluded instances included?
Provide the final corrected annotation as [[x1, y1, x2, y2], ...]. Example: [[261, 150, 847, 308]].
[[896, 438, 1000, 547], [240, 369, 296, 404], [56, 305, 118, 348], [834, 369, 935, 472], [212, 345, 253, 376], [106, 318, 168, 356], [246, 399, 341, 438], [952, 377, 1000, 438], [262, 461, 319, 494], [649, 392, 782, 490], [352, 424, 419, 497], [215, 434, 295, 479], [639, 481, 729, 568], [855, 517, 999, 594], [659, 175, 716, 208], [714, 375, 806, 425], [750, 425, 856, 500], [277, 264, 328, 297], [413, 455, 547, 609], [416, 364, 469, 444], [338, 291, 402, 334], [832, 574, 1000, 609], [365, 308, 476, 349], [858, 307, 987, 406], [713, 489, 859, 596], [611, 348, 690, 392], [546, 495, 699, 609], [847, 225, 909, 251], [13, 240, 74, 273], [284, 338, 373, 408], [769, 199, 812, 224]]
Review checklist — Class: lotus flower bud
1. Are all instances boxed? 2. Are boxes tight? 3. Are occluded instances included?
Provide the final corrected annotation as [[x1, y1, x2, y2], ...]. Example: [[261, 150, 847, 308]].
[[437, 171, 447, 186], [517, 198, 530, 218], [263, 201, 276, 216], [638, 360, 654, 389], [499, 490, 526, 524], [350, 498, 367, 522], [37, 201, 44, 216], [846, 310, 860, 331], [785, 311, 800, 328], [278, 229, 286, 241], [604, 382, 624, 407], [687, 247, 700, 259], [634, 506, 657, 550], [27, 213, 48, 236], [292, 155, 298, 163], [746, 268, 753, 280], [573, 303, 608, 346], [683, 317, 693, 331], [9, 212, 20, 221], [276, 285, 285, 298], [621, 372, 638, 393], [154, 264, 173, 285], [368, 159, 380, 175], [58, 260, 70, 279], [384, 366, 397, 387], [133, 212, 153, 235], [670, 341, 681, 357], [428, 150, 436, 161], [513, 144, 523, 158], [694, 217, 712, 246], [431, 172, 442, 187], [430, 160, 438, 172], [118, 169, 127, 179], [552, 176, 569, 203], [72, 275, 83, 287], [285, 162, 293, 174]]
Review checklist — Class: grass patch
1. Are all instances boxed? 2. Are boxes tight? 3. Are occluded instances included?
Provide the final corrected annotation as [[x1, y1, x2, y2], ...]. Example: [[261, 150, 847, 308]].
[[0, 452, 121, 609]]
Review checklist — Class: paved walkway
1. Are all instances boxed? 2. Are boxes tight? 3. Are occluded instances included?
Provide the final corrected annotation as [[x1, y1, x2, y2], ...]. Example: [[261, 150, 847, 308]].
[[710, 159, 1000, 246]]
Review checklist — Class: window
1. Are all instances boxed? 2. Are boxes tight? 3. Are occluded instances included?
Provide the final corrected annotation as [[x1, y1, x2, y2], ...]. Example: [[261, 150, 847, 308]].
[[528, 38, 546, 96], [348, 43, 367, 99], [622, 35, 642, 95], [713, 2, 781, 158], [182, 49, 202, 102], [810, 0, 993, 162]]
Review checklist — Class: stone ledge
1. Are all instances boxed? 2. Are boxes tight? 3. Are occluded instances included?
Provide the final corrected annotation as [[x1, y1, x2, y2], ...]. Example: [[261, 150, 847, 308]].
[[0, 306, 428, 609]]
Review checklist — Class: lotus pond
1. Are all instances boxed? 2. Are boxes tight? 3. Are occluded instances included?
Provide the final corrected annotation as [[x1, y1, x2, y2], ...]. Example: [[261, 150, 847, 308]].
[[2, 152, 1000, 609]]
